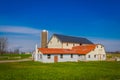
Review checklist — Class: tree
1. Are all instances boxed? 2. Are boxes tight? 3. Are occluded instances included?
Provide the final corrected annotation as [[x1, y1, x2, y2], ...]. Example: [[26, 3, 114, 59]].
[[14, 48, 20, 54], [0, 37, 8, 55]]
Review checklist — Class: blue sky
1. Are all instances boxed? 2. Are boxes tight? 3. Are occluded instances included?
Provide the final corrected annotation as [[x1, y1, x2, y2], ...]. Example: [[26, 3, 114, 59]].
[[0, 0, 120, 52]]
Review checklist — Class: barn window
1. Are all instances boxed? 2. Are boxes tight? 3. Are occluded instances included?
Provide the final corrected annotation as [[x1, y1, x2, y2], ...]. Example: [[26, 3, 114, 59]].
[[60, 54, 63, 58], [73, 44, 75, 46], [97, 46, 98, 48], [40, 54, 42, 59], [79, 43, 82, 46], [103, 55, 105, 58], [71, 54, 73, 58], [94, 55, 96, 58], [66, 43, 68, 46], [47, 54, 51, 59], [88, 55, 90, 58]]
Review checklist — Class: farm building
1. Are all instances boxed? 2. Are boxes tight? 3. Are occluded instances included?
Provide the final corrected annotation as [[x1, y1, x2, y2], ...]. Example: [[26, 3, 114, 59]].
[[33, 30, 106, 63], [47, 34, 93, 49]]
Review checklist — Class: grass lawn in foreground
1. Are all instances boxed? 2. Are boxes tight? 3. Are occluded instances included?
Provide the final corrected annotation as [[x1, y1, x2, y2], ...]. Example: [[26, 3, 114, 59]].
[[0, 54, 31, 60], [0, 61, 120, 80]]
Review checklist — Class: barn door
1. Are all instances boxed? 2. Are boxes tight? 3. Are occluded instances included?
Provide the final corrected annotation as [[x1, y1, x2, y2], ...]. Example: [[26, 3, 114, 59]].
[[98, 54, 101, 60], [54, 56, 58, 62]]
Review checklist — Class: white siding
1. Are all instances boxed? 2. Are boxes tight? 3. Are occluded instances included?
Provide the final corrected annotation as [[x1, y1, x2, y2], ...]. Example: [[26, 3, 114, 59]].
[[33, 44, 106, 63], [42, 54, 54, 63], [37, 54, 78, 63], [48, 36, 81, 49], [62, 43, 80, 49], [48, 36, 62, 48], [85, 44, 106, 61], [33, 51, 43, 62], [58, 54, 78, 62], [78, 55, 86, 61], [86, 51, 99, 61]]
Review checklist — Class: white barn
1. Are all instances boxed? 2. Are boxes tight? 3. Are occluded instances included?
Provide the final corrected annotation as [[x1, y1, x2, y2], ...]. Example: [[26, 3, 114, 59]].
[[47, 34, 93, 49], [33, 44, 106, 63], [33, 34, 106, 63]]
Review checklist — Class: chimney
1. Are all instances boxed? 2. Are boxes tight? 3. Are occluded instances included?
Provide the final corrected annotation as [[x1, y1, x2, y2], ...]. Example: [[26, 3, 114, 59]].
[[41, 30, 48, 48]]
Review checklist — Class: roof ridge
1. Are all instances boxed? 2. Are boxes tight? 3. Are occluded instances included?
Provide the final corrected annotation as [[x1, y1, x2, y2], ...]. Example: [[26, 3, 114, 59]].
[[54, 33, 85, 39], [53, 33, 93, 44]]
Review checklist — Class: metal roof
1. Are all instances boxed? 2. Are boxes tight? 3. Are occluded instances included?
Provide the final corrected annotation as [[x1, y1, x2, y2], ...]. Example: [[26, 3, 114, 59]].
[[53, 34, 93, 44], [38, 44, 96, 54]]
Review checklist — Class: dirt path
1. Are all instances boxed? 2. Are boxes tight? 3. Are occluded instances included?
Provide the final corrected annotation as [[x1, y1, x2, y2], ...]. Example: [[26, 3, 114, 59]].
[[0, 58, 32, 63]]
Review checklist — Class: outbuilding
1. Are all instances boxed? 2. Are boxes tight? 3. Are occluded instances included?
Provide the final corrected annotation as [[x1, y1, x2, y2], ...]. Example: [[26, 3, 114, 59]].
[[33, 44, 106, 63]]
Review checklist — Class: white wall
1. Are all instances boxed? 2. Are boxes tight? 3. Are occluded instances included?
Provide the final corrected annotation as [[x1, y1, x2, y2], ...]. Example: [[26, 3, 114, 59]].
[[42, 54, 54, 63], [86, 44, 106, 61], [48, 36, 62, 48], [62, 43, 89, 49], [58, 54, 78, 62], [33, 44, 106, 62], [86, 51, 99, 61], [62, 43, 80, 49], [37, 54, 78, 63], [32, 51, 43, 62], [78, 55, 86, 61], [48, 35, 82, 49]]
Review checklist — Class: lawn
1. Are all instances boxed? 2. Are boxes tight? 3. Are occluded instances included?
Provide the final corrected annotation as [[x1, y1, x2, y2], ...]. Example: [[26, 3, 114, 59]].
[[0, 61, 120, 80], [107, 53, 120, 58], [0, 54, 31, 60]]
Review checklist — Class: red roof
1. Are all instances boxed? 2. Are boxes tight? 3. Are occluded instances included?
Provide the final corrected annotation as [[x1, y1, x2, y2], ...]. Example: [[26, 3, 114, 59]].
[[38, 44, 96, 55], [72, 44, 96, 54], [38, 48, 76, 54]]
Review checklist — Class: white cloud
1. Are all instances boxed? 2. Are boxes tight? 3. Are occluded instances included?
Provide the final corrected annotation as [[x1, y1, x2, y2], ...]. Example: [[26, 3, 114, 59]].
[[0, 26, 41, 35], [8, 39, 40, 52], [0, 26, 54, 52], [8, 36, 120, 52], [1, 26, 119, 52], [0, 26, 41, 52], [7, 32, 53, 52]]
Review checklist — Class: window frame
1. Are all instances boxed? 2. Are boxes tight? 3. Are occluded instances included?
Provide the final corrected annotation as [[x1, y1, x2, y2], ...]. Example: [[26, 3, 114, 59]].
[[88, 55, 90, 58], [47, 54, 51, 59], [60, 54, 63, 58], [97, 46, 98, 48], [94, 55, 96, 58], [103, 54, 105, 58], [40, 54, 42, 59], [71, 54, 73, 58], [79, 43, 82, 45], [73, 43, 75, 46], [66, 43, 68, 46]]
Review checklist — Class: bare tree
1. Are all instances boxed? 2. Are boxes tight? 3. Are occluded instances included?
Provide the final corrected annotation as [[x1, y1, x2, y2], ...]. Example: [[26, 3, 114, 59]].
[[14, 48, 20, 54], [0, 37, 8, 55]]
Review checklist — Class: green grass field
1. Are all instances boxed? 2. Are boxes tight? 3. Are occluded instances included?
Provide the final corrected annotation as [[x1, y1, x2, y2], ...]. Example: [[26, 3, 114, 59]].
[[107, 53, 120, 58], [0, 61, 120, 80], [0, 54, 31, 60]]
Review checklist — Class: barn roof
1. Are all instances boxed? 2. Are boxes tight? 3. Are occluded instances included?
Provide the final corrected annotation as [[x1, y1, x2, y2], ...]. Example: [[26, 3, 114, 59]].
[[38, 48, 76, 54], [53, 34, 93, 44], [38, 44, 96, 54], [72, 44, 96, 54]]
